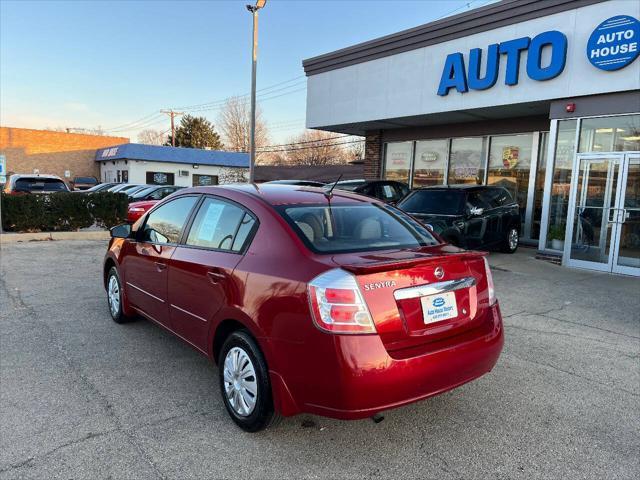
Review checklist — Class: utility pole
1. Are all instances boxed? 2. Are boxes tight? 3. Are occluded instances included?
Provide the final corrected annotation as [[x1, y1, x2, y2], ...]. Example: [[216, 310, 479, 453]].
[[161, 110, 184, 147], [246, 0, 267, 183]]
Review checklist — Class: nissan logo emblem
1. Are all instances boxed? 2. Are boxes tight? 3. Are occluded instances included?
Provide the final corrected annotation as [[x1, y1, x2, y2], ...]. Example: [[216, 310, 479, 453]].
[[434, 267, 445, 280]]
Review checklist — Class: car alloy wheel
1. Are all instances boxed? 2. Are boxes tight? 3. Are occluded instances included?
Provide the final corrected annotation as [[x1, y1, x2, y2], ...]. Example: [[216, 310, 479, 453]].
[[223, 346, 258, 417], [107, 275, 120, 318], [508, 228, 519, 251], [106, 267, 135, 324]]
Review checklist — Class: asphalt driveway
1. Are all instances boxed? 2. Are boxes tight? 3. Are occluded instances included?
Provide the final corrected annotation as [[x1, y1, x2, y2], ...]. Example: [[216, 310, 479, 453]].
[[1, 240, 638, 479]]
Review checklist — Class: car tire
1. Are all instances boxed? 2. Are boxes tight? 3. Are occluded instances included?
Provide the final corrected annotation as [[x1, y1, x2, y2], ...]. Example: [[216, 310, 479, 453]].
[[501, 227, 519, 253], [106, 267, 136, 324], [218, 330, 280, 432]]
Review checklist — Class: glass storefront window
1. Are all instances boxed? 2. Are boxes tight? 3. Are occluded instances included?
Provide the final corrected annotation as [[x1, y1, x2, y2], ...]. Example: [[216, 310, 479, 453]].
[[487, 134, 533, 234], [448, 137, 487, 185], [412, 139, 448, 188], [384, 142, 412, 184], [546, 120, 577, 250], [531, 132, 548, 240], [579, 115, 640, 153]]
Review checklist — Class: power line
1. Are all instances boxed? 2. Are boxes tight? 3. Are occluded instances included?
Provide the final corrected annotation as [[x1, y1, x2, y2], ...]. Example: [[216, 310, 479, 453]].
[[184, 86, 306, 113], [259, 134, 350, 149], [101, 74, 306, 133], [172, 75, 305, 110], [103, 112, 164, 132], [161, 110, 185, 147], [258, 138, 364, 153]]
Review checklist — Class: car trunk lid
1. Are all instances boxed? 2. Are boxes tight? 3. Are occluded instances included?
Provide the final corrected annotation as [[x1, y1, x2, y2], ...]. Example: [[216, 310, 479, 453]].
[[332, 246, 490, 354]]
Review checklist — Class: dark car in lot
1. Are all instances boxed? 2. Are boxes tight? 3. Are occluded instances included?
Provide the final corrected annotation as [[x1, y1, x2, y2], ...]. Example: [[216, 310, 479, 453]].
[[397, 185, 520, 253], [71, 176, 99, 191], [3, 174, 70, 194], [335, 180, 409, 204], [104, 184, 504, 431], [79, 182, 119, 194], [265, 180, 326, 187]]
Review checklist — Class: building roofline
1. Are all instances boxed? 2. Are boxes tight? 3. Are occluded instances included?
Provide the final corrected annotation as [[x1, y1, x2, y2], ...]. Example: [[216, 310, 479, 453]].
[[302, 0, 605, 76]]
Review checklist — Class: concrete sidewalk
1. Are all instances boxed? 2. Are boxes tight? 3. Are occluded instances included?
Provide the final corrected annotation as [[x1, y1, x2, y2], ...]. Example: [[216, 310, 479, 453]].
[[0, 230, 110, 243]]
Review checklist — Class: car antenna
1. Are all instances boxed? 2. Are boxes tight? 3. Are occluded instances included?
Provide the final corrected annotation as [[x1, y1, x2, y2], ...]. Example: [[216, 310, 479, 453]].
[[323, 174, 343, 200]]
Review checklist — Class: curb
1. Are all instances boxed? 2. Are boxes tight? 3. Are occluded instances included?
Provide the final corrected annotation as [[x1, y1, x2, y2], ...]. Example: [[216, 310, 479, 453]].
[[0, 231, 110, 244]]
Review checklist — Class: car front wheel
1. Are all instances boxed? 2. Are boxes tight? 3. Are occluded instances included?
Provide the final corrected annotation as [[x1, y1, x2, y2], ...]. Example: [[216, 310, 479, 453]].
[[501, 227, 519, 253], [218, 330, 279, 432], [106, 267, 136, 323]]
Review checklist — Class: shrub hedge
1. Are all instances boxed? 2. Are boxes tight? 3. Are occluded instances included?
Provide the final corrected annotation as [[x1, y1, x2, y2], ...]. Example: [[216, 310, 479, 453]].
[[0, 192, 129, 232]]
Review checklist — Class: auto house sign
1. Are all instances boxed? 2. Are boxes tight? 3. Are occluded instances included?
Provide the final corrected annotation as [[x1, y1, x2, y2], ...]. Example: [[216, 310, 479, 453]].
[[587, 15, 640, 71], [438, 14, 640, 96]]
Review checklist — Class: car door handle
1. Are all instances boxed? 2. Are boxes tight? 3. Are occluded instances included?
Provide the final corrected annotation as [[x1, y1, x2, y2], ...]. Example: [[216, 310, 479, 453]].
[[207, 270, 226, 284], [155, 261, 167, 271]]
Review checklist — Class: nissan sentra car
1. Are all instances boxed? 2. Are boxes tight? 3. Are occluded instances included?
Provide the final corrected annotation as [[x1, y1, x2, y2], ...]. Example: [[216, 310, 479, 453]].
[[104, 184, 504, 431]]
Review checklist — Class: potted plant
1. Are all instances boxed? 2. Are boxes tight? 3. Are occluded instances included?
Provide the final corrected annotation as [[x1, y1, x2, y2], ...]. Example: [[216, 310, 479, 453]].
[[548, 225, 566, 251]]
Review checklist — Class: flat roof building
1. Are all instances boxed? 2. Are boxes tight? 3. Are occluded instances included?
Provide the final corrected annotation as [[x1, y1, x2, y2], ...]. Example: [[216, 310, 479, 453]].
[[95, 143, 249, 187], [304, 0, 640, 276]]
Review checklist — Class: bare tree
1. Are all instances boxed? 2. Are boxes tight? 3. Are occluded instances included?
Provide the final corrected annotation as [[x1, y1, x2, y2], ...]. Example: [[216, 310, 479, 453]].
[[217, 96, 269, 159], [283, 130, 348, 166], [219, 167, 249, 184], [138, 129, 167, 145], [347, 137, 365, 162]]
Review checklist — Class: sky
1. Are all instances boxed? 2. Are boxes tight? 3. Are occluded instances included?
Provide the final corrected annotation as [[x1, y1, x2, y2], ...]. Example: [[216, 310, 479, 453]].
[[0, 0, 494, 144]]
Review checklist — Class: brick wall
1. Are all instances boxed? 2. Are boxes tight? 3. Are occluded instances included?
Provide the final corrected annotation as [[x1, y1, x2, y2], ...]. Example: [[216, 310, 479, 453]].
[[0, 127, 129, 184], [364, 130, 383, 180]]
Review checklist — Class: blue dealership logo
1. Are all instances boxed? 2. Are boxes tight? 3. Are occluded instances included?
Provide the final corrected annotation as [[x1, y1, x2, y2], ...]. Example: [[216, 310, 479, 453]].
[[587, 15, 640, 71], [432, 297, 445, 308]]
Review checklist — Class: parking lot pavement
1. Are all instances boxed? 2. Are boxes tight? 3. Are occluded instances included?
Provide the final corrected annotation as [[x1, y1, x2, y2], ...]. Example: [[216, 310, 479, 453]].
[[0, 240, 638, 480]]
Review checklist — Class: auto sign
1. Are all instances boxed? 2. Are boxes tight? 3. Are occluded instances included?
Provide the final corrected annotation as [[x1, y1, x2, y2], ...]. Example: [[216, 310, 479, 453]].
[[587, 15, 640, 71]]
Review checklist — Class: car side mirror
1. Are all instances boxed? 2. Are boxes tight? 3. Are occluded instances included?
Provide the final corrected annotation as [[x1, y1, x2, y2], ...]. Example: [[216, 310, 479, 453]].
[[469, 206, 484, 216], [110, 224, 131, 239]]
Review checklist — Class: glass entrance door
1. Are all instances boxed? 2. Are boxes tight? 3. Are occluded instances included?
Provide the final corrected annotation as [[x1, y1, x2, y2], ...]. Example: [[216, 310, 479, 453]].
[[614, 155, 640, 275], [565, 153, 640, 275]]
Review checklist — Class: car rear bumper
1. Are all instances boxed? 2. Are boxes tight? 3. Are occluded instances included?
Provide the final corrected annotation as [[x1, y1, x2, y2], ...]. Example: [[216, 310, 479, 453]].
[[297, 303, 504, 420]]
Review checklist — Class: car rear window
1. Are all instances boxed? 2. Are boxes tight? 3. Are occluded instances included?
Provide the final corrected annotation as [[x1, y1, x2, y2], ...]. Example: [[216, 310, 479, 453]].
[[335, 182, 364, 192], [397, 190, 465, 215], [131, 187, 156, 199], [278, 203, 438, 254], [14, 178, 67, 192]]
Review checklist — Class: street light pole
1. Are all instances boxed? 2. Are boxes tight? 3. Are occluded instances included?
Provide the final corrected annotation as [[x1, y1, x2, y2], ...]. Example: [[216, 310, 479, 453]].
[[246, 0, 267, 184]]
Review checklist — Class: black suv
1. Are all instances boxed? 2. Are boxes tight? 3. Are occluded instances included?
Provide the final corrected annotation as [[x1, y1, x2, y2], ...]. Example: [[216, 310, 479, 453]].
[[397, 185, 520, 253], [335, 180, 409, 204]]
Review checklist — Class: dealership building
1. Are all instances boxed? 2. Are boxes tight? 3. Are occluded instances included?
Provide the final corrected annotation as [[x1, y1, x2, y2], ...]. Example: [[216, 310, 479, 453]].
[[304, 0, 640, 276]]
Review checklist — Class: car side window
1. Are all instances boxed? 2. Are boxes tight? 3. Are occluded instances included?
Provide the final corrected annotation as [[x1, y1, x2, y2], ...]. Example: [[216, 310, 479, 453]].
[[141, 196, 198, 244], [379, 184, 396, 201], [149, 188, 168, 200], [231, 214, 257, 252], [466, 191, 491, 212], [186, 197, 256, 252], [492, 188, 513, 207]]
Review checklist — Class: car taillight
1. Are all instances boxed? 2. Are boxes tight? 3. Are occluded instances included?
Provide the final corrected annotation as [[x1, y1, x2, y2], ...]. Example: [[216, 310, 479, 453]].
[[483, 257, 497, 306], [308, 268, 376, 334], [129, 207, 146, 212]]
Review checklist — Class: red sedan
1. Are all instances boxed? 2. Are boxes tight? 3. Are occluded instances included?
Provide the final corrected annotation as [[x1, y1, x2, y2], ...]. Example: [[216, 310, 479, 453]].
[[126, 200, 158, 223], [104, 184, 504, 431]]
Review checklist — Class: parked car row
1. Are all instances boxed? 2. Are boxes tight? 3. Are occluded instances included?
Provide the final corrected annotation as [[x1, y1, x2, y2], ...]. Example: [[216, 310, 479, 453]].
[[104, 183, 505, 432]]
